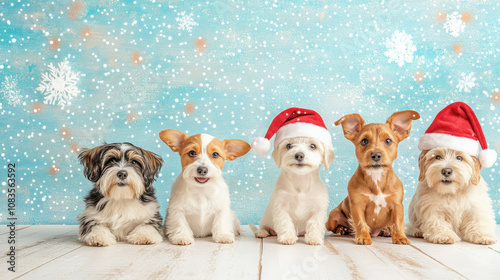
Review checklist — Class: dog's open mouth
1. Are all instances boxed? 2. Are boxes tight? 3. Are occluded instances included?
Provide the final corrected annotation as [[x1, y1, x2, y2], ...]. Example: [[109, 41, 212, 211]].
[[117, 182, 127, 187], [441, 179, 453, 185], [195, 177, 210, 184]]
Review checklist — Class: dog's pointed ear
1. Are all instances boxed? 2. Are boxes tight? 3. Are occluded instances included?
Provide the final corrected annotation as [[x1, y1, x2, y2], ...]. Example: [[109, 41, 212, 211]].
[[78, 146, 103, 182], [323, 144, 335, 171], [223, 139, 251, 161], [271, 144, 282, 168], [386, 110, 420, 142], [471, 156, 482, 185], [418, 150, 429, 182], [141, 149, 164, 185], [159, 129, 187, 152], [334, 114, 365, 142]]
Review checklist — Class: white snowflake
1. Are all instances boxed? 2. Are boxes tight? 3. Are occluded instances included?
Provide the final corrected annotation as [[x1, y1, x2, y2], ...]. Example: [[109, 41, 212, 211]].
[[444, 12, 465, 37], [383, 30, 416, 67], [176, 11, 198, 32], [1, 75, 22, 106], [456, 72, 476, 93], [36, 59, 80, 108]]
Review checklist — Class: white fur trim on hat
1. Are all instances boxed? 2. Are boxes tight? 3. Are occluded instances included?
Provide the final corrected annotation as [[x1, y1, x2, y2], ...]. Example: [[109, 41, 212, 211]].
[[251, 136, 271, 155], [479, 149, 497, 168], [274, 122, 333, 151], [418, 133, 480, 156]]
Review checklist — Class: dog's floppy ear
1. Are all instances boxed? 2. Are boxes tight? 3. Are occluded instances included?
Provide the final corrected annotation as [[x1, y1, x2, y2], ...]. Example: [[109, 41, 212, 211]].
[[159, 129, 187, 152], [322, 144, 335, 171], [471, 156, 482, 185], [78, 146, 103, 183], [334, 114, 365, 142], [140, 148, 164, 185], [386, 110, 420, 142], [223, 139, 251, 161], [418, 150, 429, 182], [271, 144, 283, 168]]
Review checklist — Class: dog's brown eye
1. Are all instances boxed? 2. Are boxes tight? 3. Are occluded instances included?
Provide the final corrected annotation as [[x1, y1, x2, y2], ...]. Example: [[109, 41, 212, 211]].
[[456, 156, 462, 161], [188, 150, 196, 157], [435, 155, 442, 160], [361, 139, 368, 146], [310, 144, 316, 150], [385, 138, 392, 145], [212, 152, 219, 158], [286, 144, 292, 150]]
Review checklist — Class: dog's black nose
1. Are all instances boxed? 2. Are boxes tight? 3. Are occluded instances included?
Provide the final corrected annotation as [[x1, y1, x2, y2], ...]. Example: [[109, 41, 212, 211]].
[[117, 170, 128, 180], [441, 168, 453, 177], [197, 166, 208, 176], [295, 152, 304, 162], [371, 152, 382, 162]]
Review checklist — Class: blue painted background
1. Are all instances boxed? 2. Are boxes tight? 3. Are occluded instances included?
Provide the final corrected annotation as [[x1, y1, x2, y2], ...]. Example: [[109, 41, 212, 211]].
[[1, 0, 499, 225]]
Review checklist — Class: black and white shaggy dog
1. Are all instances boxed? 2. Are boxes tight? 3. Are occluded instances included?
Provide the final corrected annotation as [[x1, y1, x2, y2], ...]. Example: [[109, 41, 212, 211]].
[[77, 143, 164, 246]]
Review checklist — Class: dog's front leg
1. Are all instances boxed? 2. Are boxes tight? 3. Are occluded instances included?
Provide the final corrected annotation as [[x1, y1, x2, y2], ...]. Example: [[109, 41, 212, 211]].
[[126, 224, 163, 245], [460, 205, 497, 245], [390, 204, 410, 245], [350, 202, 372, 245], [165, 210, 195, 245], [212, 210, 235, 244], [420, 215, 460, 244], [273, 207, 298, 245], [80, 224, 117, 247], [305, 212, 326, 245]]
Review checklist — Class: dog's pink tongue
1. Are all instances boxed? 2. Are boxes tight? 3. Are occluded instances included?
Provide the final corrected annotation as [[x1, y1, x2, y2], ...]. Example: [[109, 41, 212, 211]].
[[196, 177, 208, 182]]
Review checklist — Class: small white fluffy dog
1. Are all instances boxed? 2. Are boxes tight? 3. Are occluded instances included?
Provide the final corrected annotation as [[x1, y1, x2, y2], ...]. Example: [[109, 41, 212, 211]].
[[407, 148, 497, 245], [160, 129, 251, 245], [251, 137, 334, 245]]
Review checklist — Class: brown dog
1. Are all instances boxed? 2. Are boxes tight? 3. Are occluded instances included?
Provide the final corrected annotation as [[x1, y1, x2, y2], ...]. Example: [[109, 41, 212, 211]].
[[326, 110, 420, 245]]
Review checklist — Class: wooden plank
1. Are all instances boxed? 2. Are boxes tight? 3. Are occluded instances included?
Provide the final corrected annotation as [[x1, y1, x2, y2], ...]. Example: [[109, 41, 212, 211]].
[[322, 234, 464, 280], [15, 226, 261, 280], [0, 225, 33, 235], [409, 233, 500, 280], [261, 234, 355, 279], [1, 225, 83, 280]]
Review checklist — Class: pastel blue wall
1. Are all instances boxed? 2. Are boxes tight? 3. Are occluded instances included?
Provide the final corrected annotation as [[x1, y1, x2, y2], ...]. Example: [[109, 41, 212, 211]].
[[1, 0, 499, 225]]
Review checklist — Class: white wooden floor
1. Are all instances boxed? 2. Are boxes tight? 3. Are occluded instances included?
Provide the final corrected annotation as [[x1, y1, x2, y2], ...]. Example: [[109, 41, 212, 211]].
[[2, 225, 500, 280]]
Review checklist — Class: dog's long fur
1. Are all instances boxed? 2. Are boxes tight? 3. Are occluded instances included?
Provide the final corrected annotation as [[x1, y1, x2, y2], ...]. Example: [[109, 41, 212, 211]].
[[252, 137, 334, 245], [326, 111, 420, 245], [160, 130, 251, 245], [406, 148, 497, 244], [77, 143, 164, 246]]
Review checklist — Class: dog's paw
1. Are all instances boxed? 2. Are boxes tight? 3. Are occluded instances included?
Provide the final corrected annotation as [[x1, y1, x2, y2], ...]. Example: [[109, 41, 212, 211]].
[[467, 234, 497, 245], [213, 233, 235, 244], [334, 225, 351, 235], [126, 225, 163, 245], [355, 233, 372, 245], [169, 235, 194, 245], [305, 233, 324, 245], [426, 232, 460, 244], [392, 235, 411, 245], [81, 226, 116, 247], [278, 232, 298, 245], [255, 228, 270, 238], [380, 227, 392, 237]]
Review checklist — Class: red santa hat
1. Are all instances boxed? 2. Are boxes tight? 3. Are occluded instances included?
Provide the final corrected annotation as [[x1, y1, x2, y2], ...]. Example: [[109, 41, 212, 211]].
[[418, 102, 497, 168], [251, 107, 333, 155]]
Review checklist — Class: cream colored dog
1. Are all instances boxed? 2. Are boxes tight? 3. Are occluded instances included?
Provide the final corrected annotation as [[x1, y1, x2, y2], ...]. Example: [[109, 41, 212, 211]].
[[251, 137, 334, 245], [406, 148, 497, 245]]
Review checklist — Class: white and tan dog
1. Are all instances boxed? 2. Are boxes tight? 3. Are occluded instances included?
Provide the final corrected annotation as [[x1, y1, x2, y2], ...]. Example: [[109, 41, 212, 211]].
[[407, 102, 497, 245], [160, 129, 251, 245], [250, 108, 334, 245], [406, 148, 497, 245]]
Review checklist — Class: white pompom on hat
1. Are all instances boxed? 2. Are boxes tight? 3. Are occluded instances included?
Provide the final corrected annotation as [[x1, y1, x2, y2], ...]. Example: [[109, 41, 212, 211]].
[[251, 107, 333, 155], [418, 102, 497, 168]]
